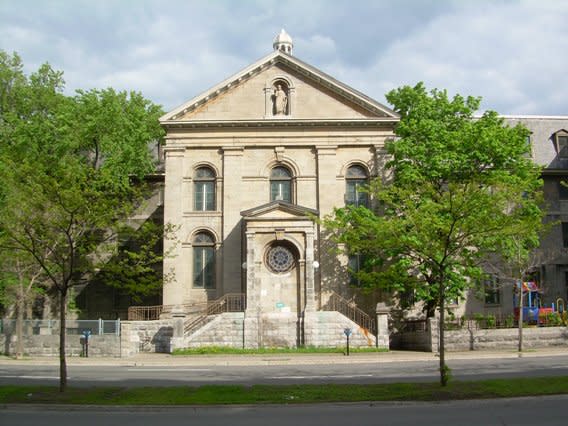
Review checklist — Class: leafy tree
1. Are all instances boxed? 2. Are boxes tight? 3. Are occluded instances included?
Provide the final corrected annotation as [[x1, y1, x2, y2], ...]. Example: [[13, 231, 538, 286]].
[[323, 83, 544, 386], [99, 221, 178, 305], [0, 250, 47, 358], [0, 50, 165, 391]]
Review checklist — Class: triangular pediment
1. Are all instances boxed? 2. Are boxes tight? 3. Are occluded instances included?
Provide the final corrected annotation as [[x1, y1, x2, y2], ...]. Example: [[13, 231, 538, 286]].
[[161, 51, 398, 124], [241, 201, 318, 220]]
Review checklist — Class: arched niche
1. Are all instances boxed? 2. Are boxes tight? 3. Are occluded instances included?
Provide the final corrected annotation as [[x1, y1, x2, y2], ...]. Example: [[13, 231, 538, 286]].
[[264, 75, 295, 118]]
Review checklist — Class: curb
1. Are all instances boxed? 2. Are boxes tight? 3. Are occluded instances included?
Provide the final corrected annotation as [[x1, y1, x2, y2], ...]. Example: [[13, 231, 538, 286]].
[[0, 348, 566, 367]]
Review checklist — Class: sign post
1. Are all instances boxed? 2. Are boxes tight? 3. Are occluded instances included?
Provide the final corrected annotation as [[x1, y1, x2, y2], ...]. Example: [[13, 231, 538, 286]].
[[82, 329, 92, 357], [343, 328, 352, 356]]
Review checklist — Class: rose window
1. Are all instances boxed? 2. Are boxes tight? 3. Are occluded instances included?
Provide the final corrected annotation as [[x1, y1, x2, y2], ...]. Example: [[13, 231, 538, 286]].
[[266, 245, 295, 273]]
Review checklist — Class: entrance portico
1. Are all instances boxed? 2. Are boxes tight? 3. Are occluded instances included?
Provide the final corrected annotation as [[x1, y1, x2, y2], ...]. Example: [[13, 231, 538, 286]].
[[241, 201, 318, 348]]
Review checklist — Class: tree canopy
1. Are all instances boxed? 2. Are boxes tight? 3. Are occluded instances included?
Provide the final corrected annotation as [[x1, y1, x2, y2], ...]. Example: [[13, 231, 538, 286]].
[[323, 82, 544, 385], [0, 50, 165, 390]]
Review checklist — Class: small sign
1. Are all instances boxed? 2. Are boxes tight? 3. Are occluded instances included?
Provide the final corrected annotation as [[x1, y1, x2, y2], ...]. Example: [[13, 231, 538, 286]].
[[276, 302, 285, 309], [344, 328, 352, 337], [82, 330, 92, 339]]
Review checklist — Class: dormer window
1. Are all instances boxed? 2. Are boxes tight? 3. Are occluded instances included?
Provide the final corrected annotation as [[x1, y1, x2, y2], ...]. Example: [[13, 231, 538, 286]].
[[554, 130, 568, 158]]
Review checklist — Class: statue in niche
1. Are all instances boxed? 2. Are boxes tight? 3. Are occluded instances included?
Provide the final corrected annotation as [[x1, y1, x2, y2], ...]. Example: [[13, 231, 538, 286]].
[[273, 84, 288, 116]]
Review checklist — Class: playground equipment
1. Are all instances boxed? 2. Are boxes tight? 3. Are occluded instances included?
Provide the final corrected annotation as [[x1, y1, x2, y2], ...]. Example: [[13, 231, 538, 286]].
[[513, 281, 557, 325], [557, 297, 566, 314]]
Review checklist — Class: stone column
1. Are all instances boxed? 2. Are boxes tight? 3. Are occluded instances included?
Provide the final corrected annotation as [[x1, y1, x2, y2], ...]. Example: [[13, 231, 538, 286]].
[[288, 86, 296, 117], [245, 231, 257, 310], [304, 229, 316, 311], [264, 87, 273, 118], [428, 317, 439, 353], [375, 302, 391, 349], [244, 230, 260, 348], [162, 145, 185, 314]]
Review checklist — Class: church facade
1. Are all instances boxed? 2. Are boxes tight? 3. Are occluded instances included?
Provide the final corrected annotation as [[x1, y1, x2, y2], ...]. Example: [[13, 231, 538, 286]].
[[159, 31, 395, 348], [157, 31, 568, 348]]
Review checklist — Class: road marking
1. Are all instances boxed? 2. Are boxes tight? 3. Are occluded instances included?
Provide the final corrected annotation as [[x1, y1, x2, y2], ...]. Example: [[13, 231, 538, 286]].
[[2, 375, 61, 380], [126, 368, 213, 372], [269, 374, 374, 379]]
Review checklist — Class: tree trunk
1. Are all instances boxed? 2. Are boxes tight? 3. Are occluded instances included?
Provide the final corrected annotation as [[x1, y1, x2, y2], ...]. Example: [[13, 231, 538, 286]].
[[59, 290, 67, 392], [15, 284, 24, 359], [439, 282, 449, 386], [518, 280, 524, 354]]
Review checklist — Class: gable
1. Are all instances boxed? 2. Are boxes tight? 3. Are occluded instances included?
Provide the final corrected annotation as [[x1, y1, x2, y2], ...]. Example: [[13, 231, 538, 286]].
[[241, 201, 318, 220], [161, 52, 398, 124]]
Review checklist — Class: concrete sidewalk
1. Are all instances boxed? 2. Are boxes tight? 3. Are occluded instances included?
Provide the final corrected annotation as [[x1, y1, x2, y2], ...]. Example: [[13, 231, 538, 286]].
[[0, 347, 566, 367]]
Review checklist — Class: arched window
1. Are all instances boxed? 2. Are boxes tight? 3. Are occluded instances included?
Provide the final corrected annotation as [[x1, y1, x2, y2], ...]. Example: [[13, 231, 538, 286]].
[[192, 232, 215, 289], [194, 167, 216, 211], [270, 166, 292, 202], [348, 254, 364, 287], [345, 165, 369, 207]]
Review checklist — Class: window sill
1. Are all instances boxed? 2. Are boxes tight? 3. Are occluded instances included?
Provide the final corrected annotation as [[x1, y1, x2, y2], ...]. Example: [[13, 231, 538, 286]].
[[184, 211, 223, 217]]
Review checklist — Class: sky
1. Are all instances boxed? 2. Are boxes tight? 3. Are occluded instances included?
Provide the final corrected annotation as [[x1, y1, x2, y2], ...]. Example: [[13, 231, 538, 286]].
[[1, 0, 567, 115]]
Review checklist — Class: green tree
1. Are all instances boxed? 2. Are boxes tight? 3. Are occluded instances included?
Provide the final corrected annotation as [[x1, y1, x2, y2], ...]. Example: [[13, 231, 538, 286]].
[[323, 83, 543, 386], [0, 250, 47, 358], [0, 51, 165, 391], [99, 221, 178, 305]]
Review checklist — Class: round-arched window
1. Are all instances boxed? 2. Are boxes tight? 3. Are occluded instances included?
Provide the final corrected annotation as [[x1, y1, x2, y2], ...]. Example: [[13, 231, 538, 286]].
[[194, 166, 216, 211], [270, 166, 292, 202], [192, 231, 215, 289], [345, 164, 369, 207]]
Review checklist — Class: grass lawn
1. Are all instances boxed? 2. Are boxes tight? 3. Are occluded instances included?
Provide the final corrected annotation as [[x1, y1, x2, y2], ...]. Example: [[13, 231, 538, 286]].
[[172, 346, 388, 355], [1, 376, 567, 405]]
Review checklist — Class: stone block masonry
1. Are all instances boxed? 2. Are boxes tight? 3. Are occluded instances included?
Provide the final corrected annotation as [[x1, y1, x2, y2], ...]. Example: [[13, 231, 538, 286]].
[[1, 309, 386, 356], [395, 318, 568, 352], [0, 334, 120, 357], [304, 311, 378, 348]]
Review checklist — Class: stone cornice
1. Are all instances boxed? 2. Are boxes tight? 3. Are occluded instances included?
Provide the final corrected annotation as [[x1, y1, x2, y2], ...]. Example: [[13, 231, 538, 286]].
[[162, 118, 398, 130]]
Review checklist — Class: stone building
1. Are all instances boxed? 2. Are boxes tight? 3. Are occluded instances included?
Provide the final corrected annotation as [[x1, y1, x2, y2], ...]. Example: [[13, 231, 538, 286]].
[[156, 31, 567, 348], [158, 30, 395, 348], [460, 116, 568, 319]]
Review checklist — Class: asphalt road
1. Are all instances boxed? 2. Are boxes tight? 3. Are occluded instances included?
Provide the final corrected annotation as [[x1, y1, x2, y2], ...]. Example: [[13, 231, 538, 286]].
[[2, 396, 568, 425], [1, 355, 567, 387]]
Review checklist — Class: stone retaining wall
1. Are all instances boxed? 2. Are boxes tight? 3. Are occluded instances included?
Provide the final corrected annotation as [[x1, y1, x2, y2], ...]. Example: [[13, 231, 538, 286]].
[[121, 320, 174, 356], [172, 313, 244, 350], [395, 318, 568, 352], [0, 334, 120, 357], [304, 311, 378, 348], [1, 310, 386, 356]]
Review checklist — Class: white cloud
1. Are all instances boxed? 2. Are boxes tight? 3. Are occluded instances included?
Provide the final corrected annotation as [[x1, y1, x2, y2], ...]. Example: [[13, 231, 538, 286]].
[[349, 1, 568, 114], [0, 0, 566, 114]]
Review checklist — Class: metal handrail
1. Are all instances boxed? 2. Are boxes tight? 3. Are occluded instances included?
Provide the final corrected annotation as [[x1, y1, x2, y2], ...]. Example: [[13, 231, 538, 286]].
[[324, 291, 376, 335], [127, 305, 163, 321], [127, 294, 246, 322], [184, 293, 246, 335]]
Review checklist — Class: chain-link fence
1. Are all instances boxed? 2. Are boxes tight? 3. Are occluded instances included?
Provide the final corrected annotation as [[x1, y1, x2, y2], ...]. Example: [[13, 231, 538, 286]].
[[0, 319, 121, 336]]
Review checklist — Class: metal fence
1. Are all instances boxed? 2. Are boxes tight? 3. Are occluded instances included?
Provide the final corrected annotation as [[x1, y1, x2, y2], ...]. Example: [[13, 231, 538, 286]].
[[0, 319, 121, 336]]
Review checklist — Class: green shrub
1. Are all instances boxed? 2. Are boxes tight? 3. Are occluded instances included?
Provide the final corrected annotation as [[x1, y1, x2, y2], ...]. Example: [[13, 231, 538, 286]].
[[504, 315, 515, 328]]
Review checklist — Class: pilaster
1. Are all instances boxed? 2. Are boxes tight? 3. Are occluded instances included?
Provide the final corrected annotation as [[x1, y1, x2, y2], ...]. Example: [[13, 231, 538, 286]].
[[305, 229, 316, 311], [163, 145, 185, 309], [222, 146, 244, 292]]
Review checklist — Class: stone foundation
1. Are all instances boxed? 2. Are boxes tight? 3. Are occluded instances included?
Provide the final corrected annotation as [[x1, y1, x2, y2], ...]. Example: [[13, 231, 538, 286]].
[[0, 334, 120, 357], [395, 318, 568, 352]]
